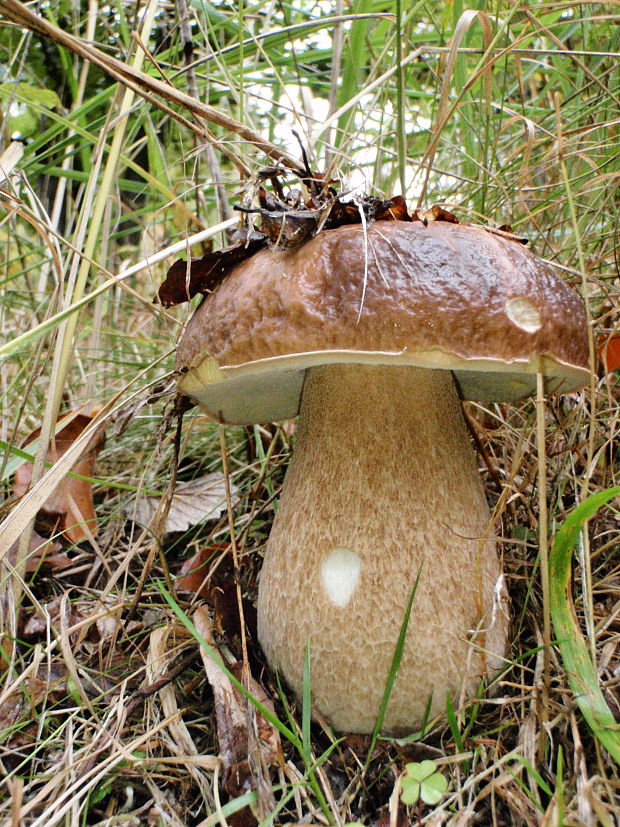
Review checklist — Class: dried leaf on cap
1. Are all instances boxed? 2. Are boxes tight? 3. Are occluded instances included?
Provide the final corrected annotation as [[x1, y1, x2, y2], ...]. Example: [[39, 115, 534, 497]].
[[412, 204, 459, 225], [159, 153, 416, 308], [157, 234, 266, 307], [487, 223, 529, 244]]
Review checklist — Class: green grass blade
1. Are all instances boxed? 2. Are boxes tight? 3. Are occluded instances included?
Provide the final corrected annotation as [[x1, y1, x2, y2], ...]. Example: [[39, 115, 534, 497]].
[[302, 639, 312, 763], [366, 562, 423, 764], [395, 0, 406, 195], [445, 694, 465, 755], [335, 0, 372, 148], [549, 487, 620, 764], [505, 767, 545, 814], [511, 753, 553, 797], [555, 745, 565, 821]]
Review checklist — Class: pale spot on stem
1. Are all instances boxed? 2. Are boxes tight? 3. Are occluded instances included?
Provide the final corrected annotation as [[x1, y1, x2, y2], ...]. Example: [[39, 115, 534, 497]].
[[321, 547, 362, 607]]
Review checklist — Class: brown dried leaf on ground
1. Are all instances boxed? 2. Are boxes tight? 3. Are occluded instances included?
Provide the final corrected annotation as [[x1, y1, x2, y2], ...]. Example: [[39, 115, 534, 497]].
[[176, 543, 228, 598], [13, 413, 106, 544], [127, 473, 238, 533], [599, 334, 620, 373], [22, 595, 86, 640], [194, 606, 281, 817], [177, 543, 257, 643], [6, 531, 71, 573], [0, 689, 24, 735], [0, 664, 70, 752]]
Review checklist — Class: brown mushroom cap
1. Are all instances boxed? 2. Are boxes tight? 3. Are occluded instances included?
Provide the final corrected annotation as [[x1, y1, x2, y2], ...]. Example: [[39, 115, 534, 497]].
[[177, 221, 589, 423]]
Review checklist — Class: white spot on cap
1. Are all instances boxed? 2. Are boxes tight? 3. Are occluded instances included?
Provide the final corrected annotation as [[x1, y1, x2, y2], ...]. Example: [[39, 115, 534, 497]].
[[505, 297, 542, 333], [321, 548, 361, 608]]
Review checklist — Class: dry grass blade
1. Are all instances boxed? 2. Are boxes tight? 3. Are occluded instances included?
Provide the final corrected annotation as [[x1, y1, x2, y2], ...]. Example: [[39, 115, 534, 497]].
[[416, 9, 493, 206], [516, 3, 620, 107], [0, 139, 24, 181], [146, 624, 219, 808], [0, 218, 237, 362], [195, 606, 282, 820], [535, 372, 551, 754]]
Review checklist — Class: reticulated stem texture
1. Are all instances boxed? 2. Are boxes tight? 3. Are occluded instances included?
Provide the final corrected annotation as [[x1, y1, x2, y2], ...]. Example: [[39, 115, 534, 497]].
[[257, 364, 506, 734]]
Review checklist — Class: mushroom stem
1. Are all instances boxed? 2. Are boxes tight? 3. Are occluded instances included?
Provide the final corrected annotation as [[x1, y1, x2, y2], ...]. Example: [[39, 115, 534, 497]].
[[257, 364, 506, 734]]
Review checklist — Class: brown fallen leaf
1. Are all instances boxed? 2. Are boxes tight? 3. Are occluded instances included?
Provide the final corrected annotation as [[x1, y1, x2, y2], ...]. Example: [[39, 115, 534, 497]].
[[22, 595, 86, 640], [13, 412, 106, 544], [127, 472, 238, 533], [177, 544, 224, 598], [177, 543, 257, 644], [0, 663, 70, 753], [598, 334, 620, 373], [6, 531, 70, 574], [194, 606, 281, 820]]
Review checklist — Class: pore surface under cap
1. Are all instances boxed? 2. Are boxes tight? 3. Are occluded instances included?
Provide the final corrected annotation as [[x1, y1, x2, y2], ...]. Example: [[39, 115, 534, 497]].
[[177, 221, 589, 423]]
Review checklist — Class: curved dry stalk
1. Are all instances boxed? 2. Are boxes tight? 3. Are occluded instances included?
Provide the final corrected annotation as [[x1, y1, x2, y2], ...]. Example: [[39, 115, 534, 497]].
[[416, 9, 493, 207], [0, 0, 305, 177]]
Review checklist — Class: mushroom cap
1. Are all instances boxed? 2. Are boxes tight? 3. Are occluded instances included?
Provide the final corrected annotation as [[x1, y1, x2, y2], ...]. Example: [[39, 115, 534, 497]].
[[176, 221, 589, 424]]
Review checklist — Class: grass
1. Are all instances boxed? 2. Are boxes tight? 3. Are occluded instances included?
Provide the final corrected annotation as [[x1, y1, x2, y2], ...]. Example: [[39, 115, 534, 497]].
[[0, 0, 619, 824]]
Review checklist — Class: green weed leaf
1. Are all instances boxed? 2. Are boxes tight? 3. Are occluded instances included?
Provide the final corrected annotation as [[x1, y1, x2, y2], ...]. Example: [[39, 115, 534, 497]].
[[549, 487, 620, 765], [401, 760, 448, 806], [0, 82, 61, 109]]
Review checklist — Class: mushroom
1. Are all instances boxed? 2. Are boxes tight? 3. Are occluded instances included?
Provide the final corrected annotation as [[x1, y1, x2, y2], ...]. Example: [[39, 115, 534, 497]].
[[176, 220, 589, 734]]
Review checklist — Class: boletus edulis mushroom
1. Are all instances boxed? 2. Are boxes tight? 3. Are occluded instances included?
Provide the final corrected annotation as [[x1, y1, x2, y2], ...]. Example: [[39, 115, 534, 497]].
[[176, 220, 589, 734]]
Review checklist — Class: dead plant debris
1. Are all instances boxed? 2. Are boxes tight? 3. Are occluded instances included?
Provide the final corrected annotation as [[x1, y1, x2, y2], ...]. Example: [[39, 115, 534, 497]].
[[157, 167, 527, 308], [195, 607, 282, 815], [126, 472, 238, 534], [13, 412, 106, 545]]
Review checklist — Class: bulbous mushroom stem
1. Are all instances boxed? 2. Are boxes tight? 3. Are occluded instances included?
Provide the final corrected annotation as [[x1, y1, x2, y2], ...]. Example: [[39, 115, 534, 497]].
[[257, 364, 507, 734]]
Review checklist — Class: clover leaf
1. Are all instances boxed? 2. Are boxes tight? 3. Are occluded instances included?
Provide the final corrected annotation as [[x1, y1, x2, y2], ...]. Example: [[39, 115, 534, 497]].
[[400, 760, 448, 806]]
